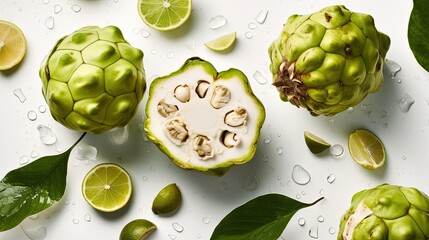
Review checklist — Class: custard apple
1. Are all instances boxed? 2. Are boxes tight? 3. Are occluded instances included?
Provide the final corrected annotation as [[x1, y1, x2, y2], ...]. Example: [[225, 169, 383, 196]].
[[144, 57, 265, 176], [269, 5, 390, 116], [39, 26, 146, 134], [338, 184, 429, 240]]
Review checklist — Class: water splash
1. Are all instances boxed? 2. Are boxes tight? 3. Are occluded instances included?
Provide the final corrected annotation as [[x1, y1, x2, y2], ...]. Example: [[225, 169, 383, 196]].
[[54, 4, 62, 14], [45, 16, 55, 29], [27, 110, 38, 121], [75, 144, 98, 161], [397, 94, 415, 113], [13, 88, 26, 103], [253, 70, 268, 85], [309, 224, 318, 239], [329, 144, 344, 158], [172, 222, 184, 233], [255, 9, 269, 24]]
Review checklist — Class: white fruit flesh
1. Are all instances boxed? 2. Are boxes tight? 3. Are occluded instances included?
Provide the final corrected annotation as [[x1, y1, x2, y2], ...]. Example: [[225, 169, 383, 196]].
[[146, 65, 261, 170]]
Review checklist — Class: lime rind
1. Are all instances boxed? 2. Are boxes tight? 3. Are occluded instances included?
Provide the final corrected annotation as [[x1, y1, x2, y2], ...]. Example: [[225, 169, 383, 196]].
[[204, 32, 237, 52], [348, 129, 386, 170], [120, 219, 157, 240], [137, 0, 192, 31], [82, 163, 132, 212], [304, 131, 331, 154], [152, 183, 182, 215], [0, 20, 27, 70]]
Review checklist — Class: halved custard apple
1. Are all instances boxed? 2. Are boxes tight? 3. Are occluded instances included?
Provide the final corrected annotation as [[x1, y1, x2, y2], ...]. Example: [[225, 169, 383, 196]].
[[144, 57, 265, 176]]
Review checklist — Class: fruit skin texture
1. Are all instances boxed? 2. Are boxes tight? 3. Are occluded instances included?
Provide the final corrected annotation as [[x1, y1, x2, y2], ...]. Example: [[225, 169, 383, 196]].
[[152, 183, 182, 215], [269, 5, 390, 116], [39, 26, 146, 134], [338, 184, 429, 240], [120, 219, 156, 240]]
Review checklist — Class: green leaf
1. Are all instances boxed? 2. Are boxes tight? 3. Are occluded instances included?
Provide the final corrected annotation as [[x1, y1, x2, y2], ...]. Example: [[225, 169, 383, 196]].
[[408, 0, 429, 72], [210, 194, 324, 240], [0, 133, 86, 231]]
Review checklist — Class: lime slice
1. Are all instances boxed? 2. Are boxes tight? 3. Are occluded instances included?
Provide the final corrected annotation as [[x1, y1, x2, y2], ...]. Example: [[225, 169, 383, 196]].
[[0, 20, 26, 70], [82, 163, 132, 212], [348, 129, 386, 170], [120, 219, 157, 240], [204, 32, 237, 51], [304, 131, 331, 154], [137, 0, 192, 31]]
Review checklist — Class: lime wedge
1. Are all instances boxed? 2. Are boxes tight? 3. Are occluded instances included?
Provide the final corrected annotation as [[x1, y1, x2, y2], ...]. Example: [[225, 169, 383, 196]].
[[137, 0, 192, 31], [152, 183, 182, 215], [120, 219, 157, 240], [304, 131, 331, 154], [204, 32, 237, 51], [82, 163, 132, 212], [0, 20, 26, 70], [348, 129, 386, 170]]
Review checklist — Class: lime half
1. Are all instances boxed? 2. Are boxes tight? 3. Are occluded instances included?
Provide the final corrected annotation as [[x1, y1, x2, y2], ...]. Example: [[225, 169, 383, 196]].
[[137, 0, 192, 31], [120, 219, 157, 240], [82, 163, 132, 212], [0, 20, 26, 70], [204, 32, 237, 52], [348, 129, 386, 170], [304, 131, 331, 154]]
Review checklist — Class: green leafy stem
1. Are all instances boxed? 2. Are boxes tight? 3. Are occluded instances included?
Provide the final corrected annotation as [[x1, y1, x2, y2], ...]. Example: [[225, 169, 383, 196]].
[[210, 194, 324, 240], [0, 133, 86, 231]]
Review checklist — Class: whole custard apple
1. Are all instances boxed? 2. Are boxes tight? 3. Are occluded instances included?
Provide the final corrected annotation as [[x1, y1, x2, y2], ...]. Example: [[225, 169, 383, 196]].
[[269, 5, 390, 116], [39, 26, 146, 134], [338, 184, 429, 240]]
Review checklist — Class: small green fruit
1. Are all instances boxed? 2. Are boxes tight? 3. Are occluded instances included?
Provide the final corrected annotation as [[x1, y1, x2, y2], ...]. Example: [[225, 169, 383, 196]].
[[152, 183, 182, 215], [120, 219, 156, 240]]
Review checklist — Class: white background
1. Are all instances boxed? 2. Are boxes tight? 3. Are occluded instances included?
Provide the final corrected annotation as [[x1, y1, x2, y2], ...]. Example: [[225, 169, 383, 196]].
[[0, 0, 427, 240]]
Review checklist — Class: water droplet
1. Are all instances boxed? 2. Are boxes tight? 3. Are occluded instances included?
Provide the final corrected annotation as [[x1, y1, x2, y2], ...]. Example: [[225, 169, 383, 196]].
[[76, 144, 98, 161], [263, 137, 271, 144], [84, 214, 91, 222], [309, 224, 318, 239], [242, 173, 259, 191], [29, 214, 39, 220], [397, 93, 415, 113], [150, 49, 158, 54], [248, 22, 257, 29], [298, 218, 306, 226], [197, 234, 201, 238], [329, 144, 344, 158], [20, 224, 47, 240], [397, 78, 402, 84], [167, 51, 175, 58], [253, 70, 268, 85], [71, 4, 81, 13], [319, 189, 324, 195], [245, 31, 253, 39], [202, 217, 210, 224], [38, 105, 46, 113], [208, 15, 227, 29], [13, 88, 26, 103], [19, 155, 30, 165], [255, 9, 269, 24], [168, 234, 177, 239], [72, 218, 79, 224], [42, 0, 50, 4], [327, 173, 336, 183], [277, 147, 283, 155], [27, 110, 38, 121], [386, 59, 401, 78], [142, 176, 148, 181], [263, 155, 269, 162], [140, 28, 151, 38], [329, 227, 336, 235], [317, 216, 324, 222], [108, 125, 129, 145], [45, 16, 55, 29], [37, 125, 57, 145], [185, 40, 196, 51], [402, 156, 407, 160], [54, 4, 62, 14], [296, 193, 301, 199], [291, 165, 311, 185]]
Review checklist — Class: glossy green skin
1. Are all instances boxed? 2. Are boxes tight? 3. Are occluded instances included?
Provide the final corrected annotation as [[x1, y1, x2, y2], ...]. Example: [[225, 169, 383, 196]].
[[269, 5, 390, 116], [338, 184, 429, 240], [39, 26, 146, 134], [144, 57, 266, 176]]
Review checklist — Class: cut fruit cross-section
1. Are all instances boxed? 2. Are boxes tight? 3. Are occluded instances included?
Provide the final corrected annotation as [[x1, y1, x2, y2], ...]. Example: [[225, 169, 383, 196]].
[[348, 129, 386, 170], [0, 20, 26, 70]]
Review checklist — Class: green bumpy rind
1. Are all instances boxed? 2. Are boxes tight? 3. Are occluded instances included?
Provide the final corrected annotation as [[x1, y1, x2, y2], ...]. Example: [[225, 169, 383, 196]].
[[144, 57, 266, 176], [39, 26, 146, 134], [338, 184, 429, 240], [269, 5, 390, 116]]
